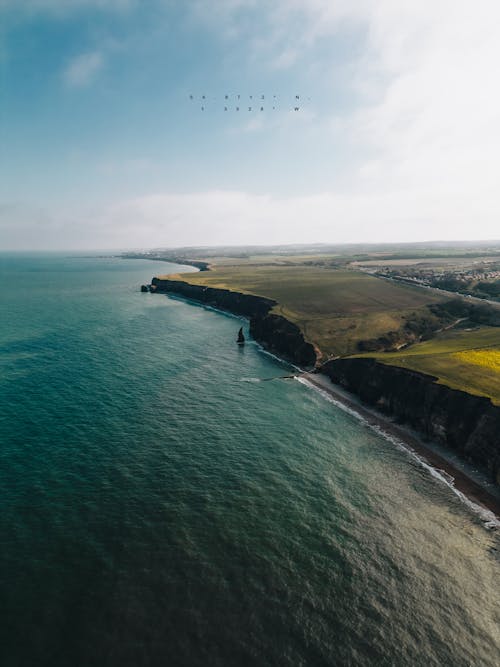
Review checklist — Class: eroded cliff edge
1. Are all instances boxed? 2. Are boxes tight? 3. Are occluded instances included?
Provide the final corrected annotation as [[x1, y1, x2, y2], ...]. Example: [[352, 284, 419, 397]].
[[150, 278, 317, 367], [321, 357, 500, 485]]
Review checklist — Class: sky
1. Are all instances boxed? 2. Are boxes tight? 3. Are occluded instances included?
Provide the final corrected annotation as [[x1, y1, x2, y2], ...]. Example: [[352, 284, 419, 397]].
[[1, 0, 499, 250]]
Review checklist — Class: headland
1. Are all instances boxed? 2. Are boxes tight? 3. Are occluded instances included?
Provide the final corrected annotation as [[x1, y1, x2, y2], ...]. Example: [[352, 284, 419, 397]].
[[137, 243, 500, 518]]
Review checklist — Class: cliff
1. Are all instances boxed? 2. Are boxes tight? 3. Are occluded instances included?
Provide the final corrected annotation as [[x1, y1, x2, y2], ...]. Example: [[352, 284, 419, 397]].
[[250, 314, 317, 367], [151, 278, 275, 317], [150, 278, 317, 367], [321, 357, 500, 485]]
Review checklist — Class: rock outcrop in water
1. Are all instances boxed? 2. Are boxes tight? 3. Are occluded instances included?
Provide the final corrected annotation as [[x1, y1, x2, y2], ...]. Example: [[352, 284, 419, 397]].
[[321, 357, 500, 485], [150, 278, 317, 367]]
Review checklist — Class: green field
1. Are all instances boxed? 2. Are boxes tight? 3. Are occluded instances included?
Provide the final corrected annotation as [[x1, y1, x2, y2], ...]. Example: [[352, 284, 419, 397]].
[[161, 265, 444, 357], [355, 327, 500, 404]]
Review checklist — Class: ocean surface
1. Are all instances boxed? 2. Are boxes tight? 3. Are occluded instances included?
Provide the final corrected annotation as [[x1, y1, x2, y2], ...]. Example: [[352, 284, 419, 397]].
[[0, 253, 498, 667]]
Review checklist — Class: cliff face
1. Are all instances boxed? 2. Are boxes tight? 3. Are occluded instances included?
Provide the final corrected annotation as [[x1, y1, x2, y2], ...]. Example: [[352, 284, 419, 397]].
[[151, 278, 274, 317], [250, 314, 317, 367], [321, 357, 500, 484], [150, 278, 317, 367]]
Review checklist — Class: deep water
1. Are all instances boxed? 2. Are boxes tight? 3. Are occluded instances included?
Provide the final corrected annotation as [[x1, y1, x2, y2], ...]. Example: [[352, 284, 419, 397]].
[[0, 253, 498, 667]]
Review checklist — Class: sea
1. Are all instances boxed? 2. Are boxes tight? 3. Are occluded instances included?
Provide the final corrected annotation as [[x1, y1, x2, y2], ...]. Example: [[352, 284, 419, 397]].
[[0, 253, 498, 667]]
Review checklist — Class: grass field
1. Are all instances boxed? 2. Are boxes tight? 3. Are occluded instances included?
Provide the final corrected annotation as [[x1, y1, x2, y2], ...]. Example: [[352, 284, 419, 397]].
[[206, 254, 343, 266], [160, 265, 444, 357], [355, 327, 500, 404]]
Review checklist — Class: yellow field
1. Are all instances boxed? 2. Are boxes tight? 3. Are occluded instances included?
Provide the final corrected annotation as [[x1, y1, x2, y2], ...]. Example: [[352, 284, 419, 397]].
[[357, 328, 500, 404], [453, 349, 500, 372]]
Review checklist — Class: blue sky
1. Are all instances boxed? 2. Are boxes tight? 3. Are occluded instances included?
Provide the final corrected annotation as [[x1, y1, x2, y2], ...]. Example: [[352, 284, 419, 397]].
[[1, 0, 499, 249]]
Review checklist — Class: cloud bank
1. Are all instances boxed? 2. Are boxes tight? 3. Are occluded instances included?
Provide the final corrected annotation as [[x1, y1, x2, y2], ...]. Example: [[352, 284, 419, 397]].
[[2, 188, 498, 250]]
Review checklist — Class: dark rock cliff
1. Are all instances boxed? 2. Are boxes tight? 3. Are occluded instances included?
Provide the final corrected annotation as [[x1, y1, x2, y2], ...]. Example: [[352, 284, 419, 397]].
[[321, 357, 500, 484], [250, 314, 317, 367], [151, 278, 274, 317], [150, 278, 317, 367]]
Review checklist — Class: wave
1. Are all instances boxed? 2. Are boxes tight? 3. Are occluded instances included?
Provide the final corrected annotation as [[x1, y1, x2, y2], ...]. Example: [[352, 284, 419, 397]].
[[251, 342, 300, 371], [240, 375, 296, 383]]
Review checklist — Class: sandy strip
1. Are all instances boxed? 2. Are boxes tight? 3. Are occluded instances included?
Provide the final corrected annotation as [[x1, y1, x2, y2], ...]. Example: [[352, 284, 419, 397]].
[[301, 372, 500, 525]]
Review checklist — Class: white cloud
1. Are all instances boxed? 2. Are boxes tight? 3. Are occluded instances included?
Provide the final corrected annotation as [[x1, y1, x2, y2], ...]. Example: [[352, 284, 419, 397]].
[[342, 1, 500, 203], [222, 0, 500, 239], [2, 183, 499, 250], [62, 51, 104, 87], [99, 187, 499, 247]]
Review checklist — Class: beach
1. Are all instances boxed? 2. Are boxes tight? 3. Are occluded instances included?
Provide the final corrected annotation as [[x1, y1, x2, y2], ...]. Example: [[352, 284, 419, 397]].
[[302, 372, 500, 526]]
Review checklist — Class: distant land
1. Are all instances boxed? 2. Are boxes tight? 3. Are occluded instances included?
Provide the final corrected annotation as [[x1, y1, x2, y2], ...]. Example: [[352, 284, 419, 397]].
[[125, 241, 500, 499]]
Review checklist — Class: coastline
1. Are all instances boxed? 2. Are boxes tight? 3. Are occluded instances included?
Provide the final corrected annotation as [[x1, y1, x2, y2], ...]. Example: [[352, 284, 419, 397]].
[[302, 372, 500, 526], [147, 275, 500, 527]]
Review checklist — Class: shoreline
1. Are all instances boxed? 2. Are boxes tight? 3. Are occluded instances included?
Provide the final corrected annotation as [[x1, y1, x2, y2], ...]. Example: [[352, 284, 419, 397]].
[[302, 372, 500, 526], [149, 278, 500, 527]]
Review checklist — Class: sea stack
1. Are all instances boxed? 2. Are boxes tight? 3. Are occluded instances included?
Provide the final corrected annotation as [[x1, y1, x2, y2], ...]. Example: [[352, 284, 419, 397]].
[[237, 327, 245, 345]]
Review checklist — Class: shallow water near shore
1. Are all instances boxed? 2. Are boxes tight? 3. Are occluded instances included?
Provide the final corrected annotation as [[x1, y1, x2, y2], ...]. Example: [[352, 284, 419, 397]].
[[298, 375, 500, 529], [0, 253, 499, 667]]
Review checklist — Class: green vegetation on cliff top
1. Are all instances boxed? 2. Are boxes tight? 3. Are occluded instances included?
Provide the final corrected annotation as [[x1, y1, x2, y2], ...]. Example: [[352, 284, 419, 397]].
[[161, 264, 444, 357]]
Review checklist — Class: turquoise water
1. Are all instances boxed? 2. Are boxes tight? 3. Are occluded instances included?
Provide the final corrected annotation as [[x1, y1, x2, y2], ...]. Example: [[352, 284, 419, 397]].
[[0, 253, 498, 667]]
